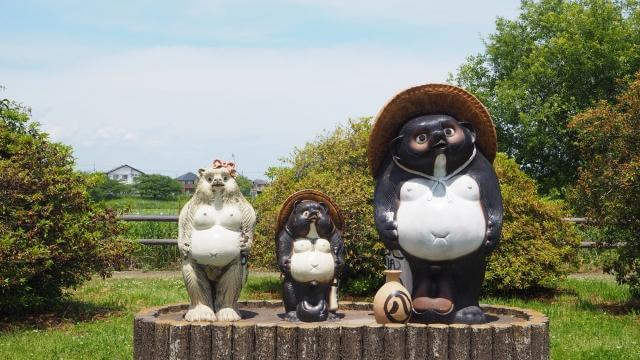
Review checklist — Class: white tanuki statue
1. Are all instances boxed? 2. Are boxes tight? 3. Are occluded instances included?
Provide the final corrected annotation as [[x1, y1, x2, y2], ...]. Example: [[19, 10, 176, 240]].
[[178, 160, 256, 322]]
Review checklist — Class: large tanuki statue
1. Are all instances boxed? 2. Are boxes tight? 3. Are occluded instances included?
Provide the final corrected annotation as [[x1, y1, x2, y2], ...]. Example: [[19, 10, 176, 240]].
[[178, 160, 256, 322], [275, 190, 345, 322], [369, 84, 503, 324]]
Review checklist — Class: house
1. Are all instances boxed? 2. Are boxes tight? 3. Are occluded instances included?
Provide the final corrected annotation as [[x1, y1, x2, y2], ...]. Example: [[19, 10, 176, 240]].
[[250, 179, 268, 197], [176, 172, 198, 194], [105, 164, 145, 185]]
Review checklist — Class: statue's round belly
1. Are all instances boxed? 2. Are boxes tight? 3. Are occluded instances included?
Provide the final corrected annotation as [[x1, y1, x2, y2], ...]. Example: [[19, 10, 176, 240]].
[[397, 200, 486, 261], [190, 225, 241, 266], [290, 251, 335, 284]]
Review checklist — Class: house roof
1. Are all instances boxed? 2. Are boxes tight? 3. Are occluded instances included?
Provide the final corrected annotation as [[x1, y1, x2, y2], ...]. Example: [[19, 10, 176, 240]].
[[105, 164, 145, 175], [252, 179, 268, 185], [176, 172, 198, 181]]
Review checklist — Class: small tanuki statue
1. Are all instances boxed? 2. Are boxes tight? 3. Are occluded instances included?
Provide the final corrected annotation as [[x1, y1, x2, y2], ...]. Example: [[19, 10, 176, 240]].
[[178, 160, 256, 322], [369, 84, 503, 324], [275, 190, 345, 322]]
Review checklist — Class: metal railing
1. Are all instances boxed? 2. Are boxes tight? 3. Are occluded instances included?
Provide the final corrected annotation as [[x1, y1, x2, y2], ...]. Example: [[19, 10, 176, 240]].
[[120, 215, 620, 248]]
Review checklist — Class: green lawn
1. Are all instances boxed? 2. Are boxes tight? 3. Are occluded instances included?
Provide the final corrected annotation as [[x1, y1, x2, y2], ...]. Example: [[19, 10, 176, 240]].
[[1, 274, 636, 359]]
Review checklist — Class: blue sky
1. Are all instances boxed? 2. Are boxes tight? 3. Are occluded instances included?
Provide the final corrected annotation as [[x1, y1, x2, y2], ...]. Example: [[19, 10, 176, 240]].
[[1, 0, 520, 179]]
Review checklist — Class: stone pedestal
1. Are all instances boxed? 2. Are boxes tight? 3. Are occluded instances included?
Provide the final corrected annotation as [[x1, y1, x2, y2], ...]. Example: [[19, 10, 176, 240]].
[[134, 301, 549, 360]]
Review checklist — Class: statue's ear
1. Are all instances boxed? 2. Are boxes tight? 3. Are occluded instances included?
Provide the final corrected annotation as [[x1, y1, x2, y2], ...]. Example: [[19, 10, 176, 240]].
[[198, 168, 205, 178], [318, 202, 329, 213], [390, 134, 404, 158], [459, 122, 476, 143], [293, 200, 303, 211]]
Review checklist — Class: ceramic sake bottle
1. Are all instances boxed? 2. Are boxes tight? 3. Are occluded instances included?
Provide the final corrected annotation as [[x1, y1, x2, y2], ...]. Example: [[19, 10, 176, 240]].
[[373, 270, 412, 324]]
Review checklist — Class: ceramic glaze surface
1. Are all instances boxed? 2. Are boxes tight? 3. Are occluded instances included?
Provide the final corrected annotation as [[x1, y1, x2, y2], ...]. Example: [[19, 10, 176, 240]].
[[397, 175, 486, 261], [190, 204, 242, 266], [290, 238, 335, 284]]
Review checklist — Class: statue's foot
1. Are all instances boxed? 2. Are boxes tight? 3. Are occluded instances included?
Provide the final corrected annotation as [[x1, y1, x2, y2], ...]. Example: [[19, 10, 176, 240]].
[[185, 304, 217, 322], [454, 306, 487, 324], [284, 311, 299, 322], [216, 307, 241, 322], [413, 297, 454, 316]]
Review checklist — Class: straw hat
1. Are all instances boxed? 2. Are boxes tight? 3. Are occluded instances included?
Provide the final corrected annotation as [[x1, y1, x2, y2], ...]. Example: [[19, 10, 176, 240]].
[[367, 84, 497, 177], [276, 189, 344, 236]]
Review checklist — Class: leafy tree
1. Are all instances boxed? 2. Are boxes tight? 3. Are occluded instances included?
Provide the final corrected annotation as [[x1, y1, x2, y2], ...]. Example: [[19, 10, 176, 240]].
[[251, 118, 579, 295], [133, 174, 183, 200], [451, 0, 640, 194], [88, 173, 130, 201], [569, 72, 640, 298], [0, 97, 133, 312], [235, 174, 253, 197]]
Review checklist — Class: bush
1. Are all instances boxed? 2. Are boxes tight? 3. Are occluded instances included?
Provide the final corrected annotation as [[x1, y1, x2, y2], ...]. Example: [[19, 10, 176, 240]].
[[569, 72, 640, 298], [0, 98, 134, 312], [486, 153, 580, 293], [88, 173, 131, 201], [133, 174, 183, 200], [251, 118, 579, 296]]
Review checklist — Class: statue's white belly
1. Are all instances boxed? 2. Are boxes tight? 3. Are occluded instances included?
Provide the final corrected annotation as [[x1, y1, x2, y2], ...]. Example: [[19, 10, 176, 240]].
[[191, 225, 241, 266], [397, 176, 486, 261], [290, 238, 335, 284]]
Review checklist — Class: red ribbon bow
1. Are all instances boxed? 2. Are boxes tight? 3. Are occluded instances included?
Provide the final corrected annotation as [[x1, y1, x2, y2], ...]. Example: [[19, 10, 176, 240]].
[[212, 159, 237, 177]]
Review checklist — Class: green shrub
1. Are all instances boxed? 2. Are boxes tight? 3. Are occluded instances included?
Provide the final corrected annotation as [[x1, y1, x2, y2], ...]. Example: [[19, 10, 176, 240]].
[[88, 173, 131, 201], [133, 174, 183, 200], [569, 72, 640, 298], [0, 98, 134, 312], [486, 153, 580, 293], [251, 118, 580, 296]]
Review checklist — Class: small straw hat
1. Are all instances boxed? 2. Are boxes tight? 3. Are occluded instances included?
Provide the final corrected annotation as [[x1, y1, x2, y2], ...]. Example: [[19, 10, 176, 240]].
[[276, 189, 344, 236], [367, 84, 497, 177]]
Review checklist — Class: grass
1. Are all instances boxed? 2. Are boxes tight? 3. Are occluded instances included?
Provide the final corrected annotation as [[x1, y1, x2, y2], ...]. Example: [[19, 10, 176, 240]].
[[0, 273, 637, 359], [103, 196, 187, 215]]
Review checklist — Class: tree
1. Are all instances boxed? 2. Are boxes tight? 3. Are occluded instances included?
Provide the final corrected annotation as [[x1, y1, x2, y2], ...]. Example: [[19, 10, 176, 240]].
[[133, 174, 183, 200], [451, 0, 640, 194], [88, 173, 130, 201], [569, 72, 640, 298], [235, 174, 253, 197], [251, 118, 579, 295], [0, 97, 133, 312]]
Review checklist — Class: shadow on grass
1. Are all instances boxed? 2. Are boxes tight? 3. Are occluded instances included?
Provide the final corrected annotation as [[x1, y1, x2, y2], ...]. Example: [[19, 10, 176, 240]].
[[241, 276, 282, 300], [577, 298, 640, 316], [0, 299, 124, 332]]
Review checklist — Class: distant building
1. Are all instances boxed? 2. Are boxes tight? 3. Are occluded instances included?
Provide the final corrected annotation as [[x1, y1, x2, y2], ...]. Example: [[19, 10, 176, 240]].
[[176, 172, 198, 195], [105, 164, 145, 185], [250, 179, 268, 197]]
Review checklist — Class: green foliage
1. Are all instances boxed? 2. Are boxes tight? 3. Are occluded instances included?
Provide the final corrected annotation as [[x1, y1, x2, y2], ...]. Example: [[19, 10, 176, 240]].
[[569, 72, 640, 298], [87, 173, 130, 201], [235, 174, 253, 197], [133, 174, 183, 200], [486, 153, 580, 293], [451, 0, 640, 193], [252, 118, 579, 296], [0, 97, 134, 313]]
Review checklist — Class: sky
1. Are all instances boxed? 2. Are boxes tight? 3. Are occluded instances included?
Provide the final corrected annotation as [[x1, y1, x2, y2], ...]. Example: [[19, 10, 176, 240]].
[[1, 0, 521, 179]]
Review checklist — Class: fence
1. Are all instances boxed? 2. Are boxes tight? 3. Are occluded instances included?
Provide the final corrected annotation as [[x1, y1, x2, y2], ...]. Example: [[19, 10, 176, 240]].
[[120, 215, 620, 248]]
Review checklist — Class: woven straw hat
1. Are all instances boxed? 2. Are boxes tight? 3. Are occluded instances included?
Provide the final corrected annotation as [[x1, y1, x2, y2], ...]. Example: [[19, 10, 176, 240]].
[[276, 189, 344, 236], [367, 84, 497, 177]]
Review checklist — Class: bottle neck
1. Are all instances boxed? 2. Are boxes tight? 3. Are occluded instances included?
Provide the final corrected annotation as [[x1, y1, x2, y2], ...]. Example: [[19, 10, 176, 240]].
[[384, 270, 401, 283]]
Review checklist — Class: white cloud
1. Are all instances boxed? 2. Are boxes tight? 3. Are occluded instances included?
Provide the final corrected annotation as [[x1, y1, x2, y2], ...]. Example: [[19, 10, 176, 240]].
[[2, 44, 462, 178]]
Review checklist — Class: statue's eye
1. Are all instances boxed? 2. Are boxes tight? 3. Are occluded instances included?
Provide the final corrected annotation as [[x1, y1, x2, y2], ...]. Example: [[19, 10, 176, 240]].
[[444, 128, 455, 137], [223, 176, 229, 181], [302, 211, 310, 218], [206, 177, 213, 183], [415, 133, 428, 144]]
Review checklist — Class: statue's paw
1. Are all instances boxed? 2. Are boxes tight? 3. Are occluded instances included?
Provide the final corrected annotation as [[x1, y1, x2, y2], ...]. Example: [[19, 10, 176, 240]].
[[216, 308, 241, 322], [184, 305, 217, 322], [454, 306, 486, 325], [284, 311, 299, 322]]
